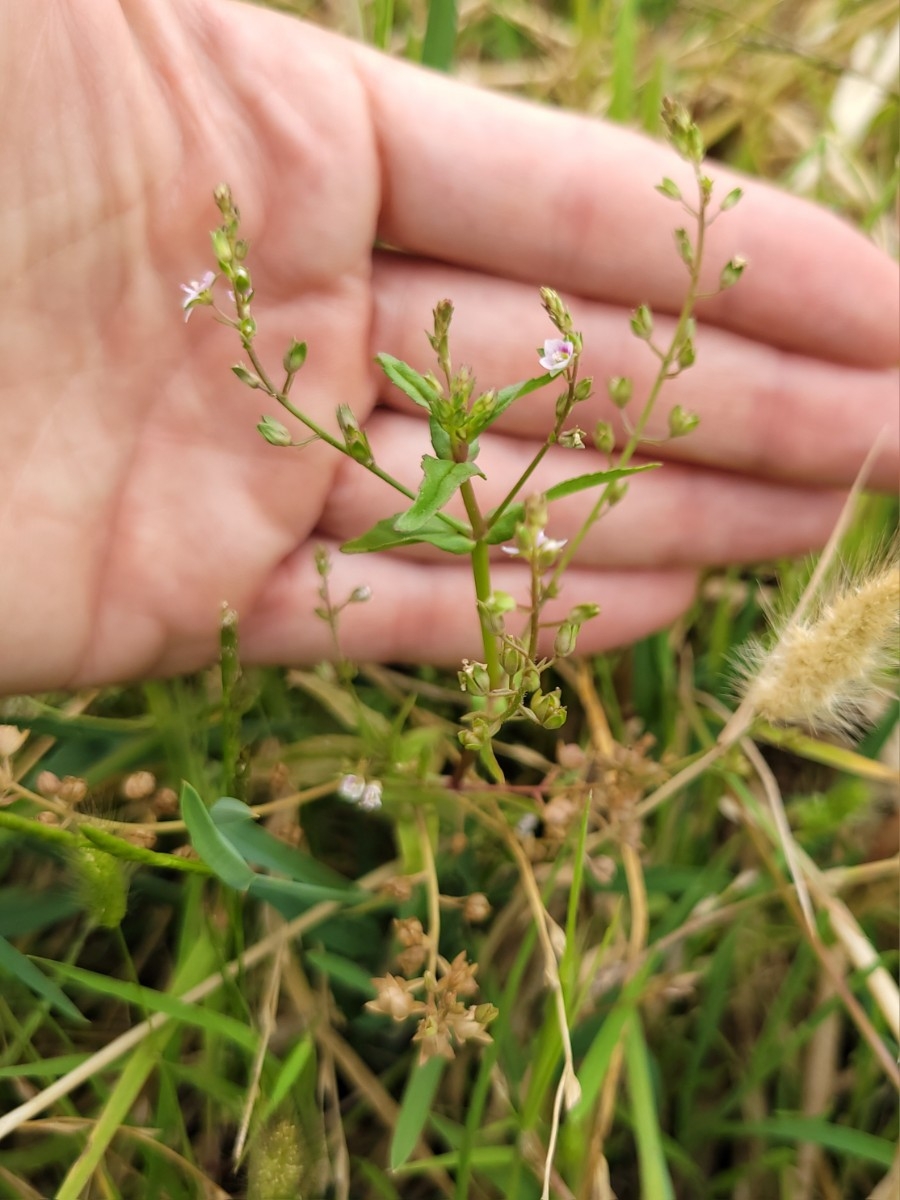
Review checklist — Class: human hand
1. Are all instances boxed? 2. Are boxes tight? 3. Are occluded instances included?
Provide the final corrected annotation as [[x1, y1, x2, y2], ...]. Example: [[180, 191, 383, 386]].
[[1, 0, 896, 693]]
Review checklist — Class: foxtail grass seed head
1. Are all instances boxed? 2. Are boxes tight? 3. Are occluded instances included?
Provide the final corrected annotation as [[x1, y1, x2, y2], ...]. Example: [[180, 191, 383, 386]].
[[247, 1117, 304, 1200], [71, 842, 128, 929], [739, 563, 900, 734]]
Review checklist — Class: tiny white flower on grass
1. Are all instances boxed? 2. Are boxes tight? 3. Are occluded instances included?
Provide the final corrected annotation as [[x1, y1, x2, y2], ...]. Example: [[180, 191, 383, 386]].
[[360, 781, 383, 811], [180, 270, 216, 320], [337, 774, 366, 802], [337, 773, 383, 811], [538, 338, 574, 375]]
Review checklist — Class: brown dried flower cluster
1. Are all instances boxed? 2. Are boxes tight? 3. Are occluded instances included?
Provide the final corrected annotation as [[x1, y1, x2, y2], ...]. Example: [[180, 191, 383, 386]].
[[367, 921, 498, 1064]]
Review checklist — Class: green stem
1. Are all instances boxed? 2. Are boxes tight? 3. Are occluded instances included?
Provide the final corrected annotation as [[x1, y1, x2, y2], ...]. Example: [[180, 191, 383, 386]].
[[243, 341, 471, 536], [487, 366, 578, 533], [459, 478, 502, 688]]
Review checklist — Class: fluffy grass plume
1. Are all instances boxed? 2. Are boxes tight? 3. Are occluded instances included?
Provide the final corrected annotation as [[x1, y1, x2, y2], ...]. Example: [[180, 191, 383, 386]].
[[739, 559, 900, 735]]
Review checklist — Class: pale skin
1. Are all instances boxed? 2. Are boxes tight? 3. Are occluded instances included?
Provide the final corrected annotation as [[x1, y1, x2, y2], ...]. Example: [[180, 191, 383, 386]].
[[1, 1, 897, 694]]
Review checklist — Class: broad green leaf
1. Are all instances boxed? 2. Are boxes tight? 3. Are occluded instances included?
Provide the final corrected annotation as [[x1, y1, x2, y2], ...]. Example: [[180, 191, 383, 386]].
[[0, 935, 84, 1022], [394, 457, 484, 533], [390, 1055, 446, 1169], [341, 515, 474, 556], [544, 462, 659, 503], [470, 373, 551, 436], [179, 781, 255, 892], [377, 354, 441, 410], [249, 875, 362, 917], [211, 798, 354, 888]]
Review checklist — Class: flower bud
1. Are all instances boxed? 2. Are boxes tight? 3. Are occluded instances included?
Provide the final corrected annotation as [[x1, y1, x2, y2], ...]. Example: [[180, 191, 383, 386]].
[[539, 287, 572, 335], [720, 187, 743, 212], [530, 688, 567, 730], [630, 305, 653, 341], [458, 660, 491, 696], [520, 665, 541, 694], [210, 228, 233, 265], [674, 227, 694, 269], [257, 416, 292, 446], [593, 421, 616, 454], [232, 363, 262, 389], [607, 376, 633, 409], [239, 317, 257, 342], [572, 376, 593, 403], [500, 642, 523, 676], [668, 405, 700, 438], [554, 622, 579, 657], [655, 177, 682, 201], [607, 480, 628, 507], [232, 267, 252, 294], [459, 716, 493, 751], [336, 404, 373, 465], [676, 336, 696, 370], [719, 256, 747, 290], [283, 339, 308, 374]]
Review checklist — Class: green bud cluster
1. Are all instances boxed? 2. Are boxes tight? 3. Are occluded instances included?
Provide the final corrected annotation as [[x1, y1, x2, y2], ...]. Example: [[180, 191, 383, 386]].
[[661, 97, 705, 164]]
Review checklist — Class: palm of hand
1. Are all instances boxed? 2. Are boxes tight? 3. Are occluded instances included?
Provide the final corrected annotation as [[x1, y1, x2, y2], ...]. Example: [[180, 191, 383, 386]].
[[3, 9, 383, 688], [1, 2, 896, 693]]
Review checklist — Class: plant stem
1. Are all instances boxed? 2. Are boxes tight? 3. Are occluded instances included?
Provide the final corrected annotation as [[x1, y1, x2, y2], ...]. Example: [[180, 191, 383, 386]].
[[551, 171, 709, 588], [487, 366, 578, 533], [458, 478, 502, 688], [242, 341, 471, 535]]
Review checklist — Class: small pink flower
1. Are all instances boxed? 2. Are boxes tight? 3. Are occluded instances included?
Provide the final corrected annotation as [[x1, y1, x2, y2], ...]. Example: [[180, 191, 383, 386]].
[[538, 338, 574, 375], [180, 270, 216, 321]]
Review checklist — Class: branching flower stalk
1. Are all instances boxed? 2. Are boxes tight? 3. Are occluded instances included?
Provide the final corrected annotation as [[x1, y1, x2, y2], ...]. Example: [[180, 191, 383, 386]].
[[551, 100, 745, 587], [190, 104, 744, 783]]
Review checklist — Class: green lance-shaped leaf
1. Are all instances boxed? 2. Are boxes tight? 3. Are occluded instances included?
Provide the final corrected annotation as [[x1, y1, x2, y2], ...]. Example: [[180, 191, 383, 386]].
[[391, 1055, 447, 1169], [543, 462, 659, 503], [376, 354, 442, 411], [0, 934, 85, 1022], [467, 374, 551, 438], [341, 515, 475, 556], [180, 781, 255, 892], [394, 456, 484, 533]]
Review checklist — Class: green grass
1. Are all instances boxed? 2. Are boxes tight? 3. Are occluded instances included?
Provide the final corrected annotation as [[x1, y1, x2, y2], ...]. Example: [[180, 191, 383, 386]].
[[0, 2, 898, 1198]]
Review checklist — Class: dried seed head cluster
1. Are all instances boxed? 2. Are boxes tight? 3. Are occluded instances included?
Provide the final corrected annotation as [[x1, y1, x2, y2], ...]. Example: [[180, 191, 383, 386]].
[[738, 562, 900, 735], [367, 922, 498, 1064]]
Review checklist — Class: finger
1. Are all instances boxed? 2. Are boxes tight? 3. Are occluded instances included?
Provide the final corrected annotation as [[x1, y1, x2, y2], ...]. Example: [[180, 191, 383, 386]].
[[235, 541, 699, 668], [370, 258, 899, 490], [318, 410, 846, 567], [349, 41, 898, 366]]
